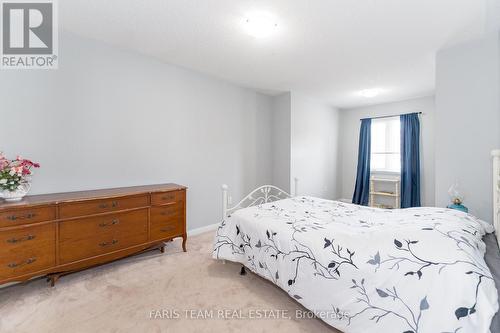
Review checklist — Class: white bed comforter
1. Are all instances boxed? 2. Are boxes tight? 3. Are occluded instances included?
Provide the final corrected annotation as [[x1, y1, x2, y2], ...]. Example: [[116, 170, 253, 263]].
[[213, 197, 499, 333]]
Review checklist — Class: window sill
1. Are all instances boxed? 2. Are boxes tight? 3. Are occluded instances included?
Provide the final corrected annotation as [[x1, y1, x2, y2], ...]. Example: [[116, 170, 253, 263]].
[[371, 171, 401, 176]]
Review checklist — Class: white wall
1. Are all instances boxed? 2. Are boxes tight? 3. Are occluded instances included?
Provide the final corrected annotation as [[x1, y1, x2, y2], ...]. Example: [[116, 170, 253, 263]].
[[435, 32, 500, 222], [486, 0, 500, 33], [271, 92, 291, 192], [290, 92, 340, 199], [0, 32, 274, 230], [338, 96, 435, 206]]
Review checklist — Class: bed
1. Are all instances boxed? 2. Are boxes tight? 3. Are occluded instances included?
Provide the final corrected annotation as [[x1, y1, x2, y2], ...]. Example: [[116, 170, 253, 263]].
[[213, 151, 500, 333]]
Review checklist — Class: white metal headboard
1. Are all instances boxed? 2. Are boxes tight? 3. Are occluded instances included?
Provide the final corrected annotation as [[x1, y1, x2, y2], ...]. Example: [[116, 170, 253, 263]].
[[221, 178, 298, 218], [493, 150, 500, 246]]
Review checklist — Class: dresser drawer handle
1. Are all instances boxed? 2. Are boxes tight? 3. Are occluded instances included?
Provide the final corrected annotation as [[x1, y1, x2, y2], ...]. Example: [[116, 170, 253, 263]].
[[7, 257, 37, 268], [99, 239, 118, 247], [98, 201, 119, 209], [6, 235, 36, 243], [99, 219, 120, 227], [160, 226, 176, 232], [160, 210, 176, 216], [161, 195, 175, 201], [6, 213, 36, 221]]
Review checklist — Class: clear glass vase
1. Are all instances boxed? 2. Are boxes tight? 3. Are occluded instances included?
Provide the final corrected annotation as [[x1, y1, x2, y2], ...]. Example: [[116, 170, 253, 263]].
[[1, 183, 31, 202]]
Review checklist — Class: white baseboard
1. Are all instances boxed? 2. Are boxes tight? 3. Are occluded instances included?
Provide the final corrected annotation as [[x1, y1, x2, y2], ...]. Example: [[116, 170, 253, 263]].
[[188, 223, 219, 236]]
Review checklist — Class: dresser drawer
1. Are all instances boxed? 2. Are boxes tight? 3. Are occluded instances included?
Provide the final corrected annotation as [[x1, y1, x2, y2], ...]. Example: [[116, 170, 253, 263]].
[[151, 190, 185, 206], [0, 206, 56, 228], [59, 209, 148, 264], [150, 216, 183, 241], [150, 204, 182, 220], [0, 223, 56, 280], [59, 195, 150, 219]]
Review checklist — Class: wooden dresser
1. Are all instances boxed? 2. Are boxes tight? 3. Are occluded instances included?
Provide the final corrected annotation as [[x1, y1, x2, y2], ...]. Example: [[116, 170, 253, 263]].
[[0, 183, 187, 286]]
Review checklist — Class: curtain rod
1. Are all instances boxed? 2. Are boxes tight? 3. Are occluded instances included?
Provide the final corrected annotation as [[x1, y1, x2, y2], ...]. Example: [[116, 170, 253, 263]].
[[361, 112, 423, 121]]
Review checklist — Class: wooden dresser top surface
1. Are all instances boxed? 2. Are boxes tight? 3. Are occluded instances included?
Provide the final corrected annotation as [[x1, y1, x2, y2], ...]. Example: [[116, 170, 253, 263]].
[[0, 183, 187, 211]]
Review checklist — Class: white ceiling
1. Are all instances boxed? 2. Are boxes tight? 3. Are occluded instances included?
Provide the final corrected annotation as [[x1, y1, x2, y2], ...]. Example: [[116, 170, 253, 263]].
[[61, 0, 487, 108]]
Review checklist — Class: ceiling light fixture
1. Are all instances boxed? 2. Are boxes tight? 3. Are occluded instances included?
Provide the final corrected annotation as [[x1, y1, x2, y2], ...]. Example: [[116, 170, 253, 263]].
[[358, 88, 385, 98], [242, 12, 278, 38]]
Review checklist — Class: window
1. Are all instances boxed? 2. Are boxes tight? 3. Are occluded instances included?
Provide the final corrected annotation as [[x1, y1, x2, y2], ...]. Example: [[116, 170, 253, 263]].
[[371, 117, 400, 173]]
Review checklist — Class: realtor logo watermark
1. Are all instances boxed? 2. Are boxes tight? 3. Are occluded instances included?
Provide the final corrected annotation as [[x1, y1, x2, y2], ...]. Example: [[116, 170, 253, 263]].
[[1, 0, 58, 69]]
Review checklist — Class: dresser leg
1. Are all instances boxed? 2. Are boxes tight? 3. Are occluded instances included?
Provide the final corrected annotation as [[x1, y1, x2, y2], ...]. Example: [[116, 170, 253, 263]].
[[160, 245, 165, 253], [182, 234, 187, 252], [47, 274, 59, 287]]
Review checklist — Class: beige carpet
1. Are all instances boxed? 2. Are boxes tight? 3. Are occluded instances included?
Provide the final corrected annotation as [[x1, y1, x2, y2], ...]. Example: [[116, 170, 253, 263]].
[[0, 231, 339, 333]]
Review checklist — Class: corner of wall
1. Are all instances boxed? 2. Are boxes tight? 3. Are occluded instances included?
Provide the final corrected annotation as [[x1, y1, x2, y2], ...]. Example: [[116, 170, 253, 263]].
[[270, 92, 292, 193]]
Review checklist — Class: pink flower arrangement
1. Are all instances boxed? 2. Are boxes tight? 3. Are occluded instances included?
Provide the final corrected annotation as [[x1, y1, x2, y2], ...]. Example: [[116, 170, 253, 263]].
[[0, 152, 40, 192]]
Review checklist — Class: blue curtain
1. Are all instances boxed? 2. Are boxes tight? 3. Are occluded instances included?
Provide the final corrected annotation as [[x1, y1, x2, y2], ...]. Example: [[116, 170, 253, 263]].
[[353, 119, 371, 205], [400, 113, 421, 208]]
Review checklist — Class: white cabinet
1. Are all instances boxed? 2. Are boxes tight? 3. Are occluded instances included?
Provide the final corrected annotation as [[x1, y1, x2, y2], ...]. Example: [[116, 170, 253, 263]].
[[369, 176, 400, 209]]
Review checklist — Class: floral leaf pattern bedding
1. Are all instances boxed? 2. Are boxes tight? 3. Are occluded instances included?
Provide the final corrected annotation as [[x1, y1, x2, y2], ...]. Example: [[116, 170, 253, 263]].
[[212, 197, 499, 333]]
